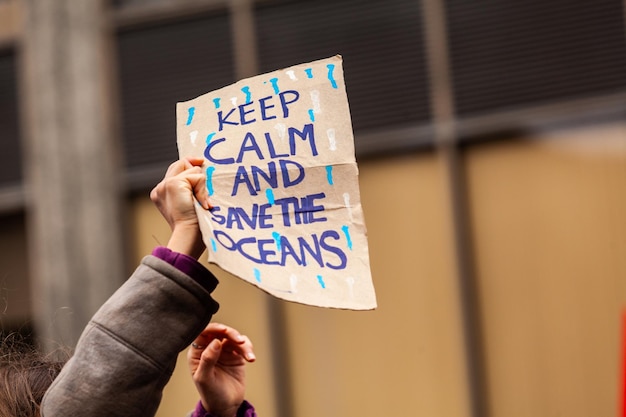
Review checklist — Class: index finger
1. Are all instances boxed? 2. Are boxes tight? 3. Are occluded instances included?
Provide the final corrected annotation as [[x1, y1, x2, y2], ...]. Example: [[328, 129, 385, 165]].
[[164, 157, 205, 178], [194, 323, 245, 345], [190, 323, 255, 361], [182, 157, 205, 169]]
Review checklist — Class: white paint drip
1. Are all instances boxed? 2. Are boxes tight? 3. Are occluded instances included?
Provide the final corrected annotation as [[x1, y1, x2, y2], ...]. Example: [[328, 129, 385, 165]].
[[290, 274, 299, 293], [230, 97, 238, 106], [274, 123, 287, 143], [327, 128, 337, 151], [310, 90, 321, 113], [346, 277, 355, 298], [343, 192, 353, 221], [189, 130, 199, 146], [285, 70, 297, 80]]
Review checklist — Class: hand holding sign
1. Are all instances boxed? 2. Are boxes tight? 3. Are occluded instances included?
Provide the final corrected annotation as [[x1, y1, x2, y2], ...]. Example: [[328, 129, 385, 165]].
[[177, 56, 376, 310]]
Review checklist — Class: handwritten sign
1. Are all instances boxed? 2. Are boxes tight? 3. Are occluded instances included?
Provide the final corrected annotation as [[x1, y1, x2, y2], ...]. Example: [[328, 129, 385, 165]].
[[176, 56, 376, 310]]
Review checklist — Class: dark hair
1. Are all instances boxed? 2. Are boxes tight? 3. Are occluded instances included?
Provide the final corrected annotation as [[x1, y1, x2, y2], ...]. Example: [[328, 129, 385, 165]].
[[0, 335, 67, 417]]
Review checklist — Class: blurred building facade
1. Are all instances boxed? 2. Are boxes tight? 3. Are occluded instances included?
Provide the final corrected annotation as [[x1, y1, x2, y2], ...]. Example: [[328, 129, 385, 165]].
[[1, 0, 626, 416]]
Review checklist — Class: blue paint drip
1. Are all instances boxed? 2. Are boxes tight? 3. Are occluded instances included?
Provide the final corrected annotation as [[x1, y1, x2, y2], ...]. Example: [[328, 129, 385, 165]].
[[316, 275, 326, 289], [254, 268, 262, 283], [265, 188, 275, 205], [269, 77, 280, 94], [325, 165, 334, 185], [242, 86, 252, 103], [210, 238, 217, 252], [272, 231, 281, 251], [206, 132, 216, 146], [206, 166, 215, 196], [341, 225, 353, 250], [186, 107, 195, 125], [213, 98, 221, 109], [308, 109, 315, 122], [327, 64, 338, 89], [304, 68, 313, 78]]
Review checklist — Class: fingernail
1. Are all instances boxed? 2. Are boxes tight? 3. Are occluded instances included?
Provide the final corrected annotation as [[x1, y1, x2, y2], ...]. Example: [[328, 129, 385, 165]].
[[210, 339, 221, 351]]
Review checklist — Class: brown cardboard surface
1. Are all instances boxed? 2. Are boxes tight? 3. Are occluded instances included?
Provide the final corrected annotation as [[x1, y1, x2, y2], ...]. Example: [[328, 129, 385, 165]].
[[177, 56, 376, 309]]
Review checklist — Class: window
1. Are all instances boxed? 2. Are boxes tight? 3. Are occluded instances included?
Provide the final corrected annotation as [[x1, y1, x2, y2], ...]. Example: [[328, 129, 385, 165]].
[[446, 0, 626, 117], [117, 13, 234, 187], [255, 0, 431, 134]]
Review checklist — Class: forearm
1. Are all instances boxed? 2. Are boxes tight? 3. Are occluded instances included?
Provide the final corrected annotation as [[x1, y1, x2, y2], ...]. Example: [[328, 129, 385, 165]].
[[166, 223, 206, 260], [42, 253, 219, 417]]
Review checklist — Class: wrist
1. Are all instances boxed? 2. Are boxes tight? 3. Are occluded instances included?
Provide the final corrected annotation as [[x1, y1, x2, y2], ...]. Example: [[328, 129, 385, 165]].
[[166, 224, 204, 259]]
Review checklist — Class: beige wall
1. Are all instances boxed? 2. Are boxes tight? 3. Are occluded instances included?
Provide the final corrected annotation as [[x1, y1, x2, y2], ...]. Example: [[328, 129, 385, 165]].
[[127, 122, 626, 417], [464, 122, 626, 417], [281, 153, 471, 417]]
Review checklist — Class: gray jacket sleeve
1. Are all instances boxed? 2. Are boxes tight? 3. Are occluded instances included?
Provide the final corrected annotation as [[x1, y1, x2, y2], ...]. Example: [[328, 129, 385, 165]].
[[41, 255, 220, 417]]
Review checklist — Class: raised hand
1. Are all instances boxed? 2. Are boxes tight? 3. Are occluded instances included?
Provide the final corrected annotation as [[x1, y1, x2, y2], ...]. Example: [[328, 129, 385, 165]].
[[150, 157, 210, 259], [188, 323, 256, 417]]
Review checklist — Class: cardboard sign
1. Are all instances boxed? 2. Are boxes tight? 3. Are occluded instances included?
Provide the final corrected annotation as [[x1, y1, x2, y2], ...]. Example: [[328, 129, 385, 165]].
[[177, 56, 376, 310]]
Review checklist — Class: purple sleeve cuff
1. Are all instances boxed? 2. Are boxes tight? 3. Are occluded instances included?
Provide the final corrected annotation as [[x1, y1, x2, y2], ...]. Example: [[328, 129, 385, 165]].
[[192, 400, 256, 417], [151, 247, 218, 293]]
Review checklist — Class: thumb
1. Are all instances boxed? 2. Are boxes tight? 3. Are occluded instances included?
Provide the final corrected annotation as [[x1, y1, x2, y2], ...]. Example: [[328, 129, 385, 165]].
[[194, 338, 222, 382]]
